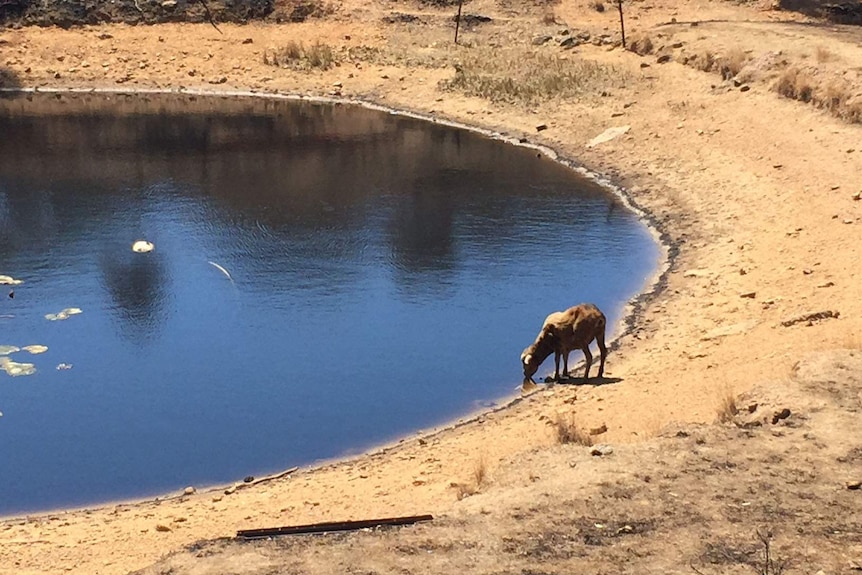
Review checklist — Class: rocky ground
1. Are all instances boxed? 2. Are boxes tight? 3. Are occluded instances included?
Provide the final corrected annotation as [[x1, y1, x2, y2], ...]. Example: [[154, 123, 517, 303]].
[[1, 0, 861, 573]]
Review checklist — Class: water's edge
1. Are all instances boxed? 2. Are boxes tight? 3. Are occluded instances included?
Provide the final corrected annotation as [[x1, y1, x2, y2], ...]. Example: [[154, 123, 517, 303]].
[[0, 86, 675, 520]]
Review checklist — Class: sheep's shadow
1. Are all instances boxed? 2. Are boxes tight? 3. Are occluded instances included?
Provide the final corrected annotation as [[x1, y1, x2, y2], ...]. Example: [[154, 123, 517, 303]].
[[548, 375, 622, 387]]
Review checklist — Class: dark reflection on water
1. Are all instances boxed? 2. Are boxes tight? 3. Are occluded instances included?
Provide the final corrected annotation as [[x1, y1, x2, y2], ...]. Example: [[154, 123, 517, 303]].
[[0, 93, 659, 515]]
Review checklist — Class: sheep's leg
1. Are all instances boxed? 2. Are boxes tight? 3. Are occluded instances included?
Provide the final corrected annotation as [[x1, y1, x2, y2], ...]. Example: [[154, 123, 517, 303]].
[[553, 350, 561, 381], [562, 350, 570, 379], [582, 345, 593, 379], [596, 329, 608, 378]]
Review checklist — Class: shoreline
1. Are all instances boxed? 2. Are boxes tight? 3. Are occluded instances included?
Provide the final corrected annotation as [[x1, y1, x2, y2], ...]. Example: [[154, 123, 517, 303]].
[[0, 85, 669, 523]]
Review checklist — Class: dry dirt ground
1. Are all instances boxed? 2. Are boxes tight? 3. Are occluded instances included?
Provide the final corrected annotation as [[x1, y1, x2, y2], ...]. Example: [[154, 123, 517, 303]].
[[1, 0, 862, 573]]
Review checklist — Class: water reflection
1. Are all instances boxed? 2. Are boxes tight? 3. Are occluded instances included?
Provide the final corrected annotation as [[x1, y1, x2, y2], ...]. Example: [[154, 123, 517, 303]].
[[0, 93, 659, 515]]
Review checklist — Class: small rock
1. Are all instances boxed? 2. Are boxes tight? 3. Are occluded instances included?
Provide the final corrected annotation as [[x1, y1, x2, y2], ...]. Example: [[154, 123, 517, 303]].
[[740, 291, 756, 299], [772, 408, 791, 424], [155, 524, 171, 532], [560, 37, 579, 49], [183, 486, 195, 496], [847, 481, 862, 490], [224, 485, 237, 495], [590, 445, 614, 456], [747, 403, 758, 413], [803, 268, 813, 275], [656, 54, 672, 64], [208, 76, 228, 85], [740, 85, 750, 92], [212, 495, 223, 502], [243, 475, 254, 483], [532, 34, 552, 46], [242, 38, 253, 44], [589, 424, 608, 436], [852, 192, 861, 201], [535, 124, 548, 132]]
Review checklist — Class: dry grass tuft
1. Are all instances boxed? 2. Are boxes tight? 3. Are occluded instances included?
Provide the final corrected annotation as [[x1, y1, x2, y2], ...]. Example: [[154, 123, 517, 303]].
[[774, 67, 814, 103], [716, 387, 739, 423], [689, 49, 717, 73], [719, 47, 750, 79], [454, 455, 490, 500], [553, 412, 593, 446], [263, 41, 339, 70], [815, 45, 837, 63], [443, 47, 626, 105]]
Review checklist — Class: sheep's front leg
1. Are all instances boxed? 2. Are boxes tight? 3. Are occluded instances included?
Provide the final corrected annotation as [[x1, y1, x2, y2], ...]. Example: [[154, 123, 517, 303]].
[[562, 350, 570, 379], [553, 350, 562, 381]]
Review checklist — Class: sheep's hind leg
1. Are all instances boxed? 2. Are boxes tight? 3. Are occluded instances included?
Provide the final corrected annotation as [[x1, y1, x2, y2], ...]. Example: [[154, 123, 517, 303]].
[[582, 345, 593, 379], [553, 350, 562, 381]]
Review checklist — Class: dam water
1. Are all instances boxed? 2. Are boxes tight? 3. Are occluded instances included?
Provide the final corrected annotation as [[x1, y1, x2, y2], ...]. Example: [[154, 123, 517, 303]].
[[0, 93, 660, 515]]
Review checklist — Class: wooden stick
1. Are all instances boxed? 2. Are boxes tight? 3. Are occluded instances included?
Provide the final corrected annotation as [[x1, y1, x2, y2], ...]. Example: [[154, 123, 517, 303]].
[[617, 0, 626, 48], [237, 514, 434, 539], [454, 0, 464, 44]]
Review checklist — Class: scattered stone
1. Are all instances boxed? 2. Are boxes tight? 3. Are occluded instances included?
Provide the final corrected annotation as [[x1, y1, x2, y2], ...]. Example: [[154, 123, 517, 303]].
[[656, 54, 672, 64], [771, 408, 791, 424], [208, 76, 228, 85], [817, 281, 835, 288], [640, 62, 650, 68], [587, 125, 630, 148], [852, 192, 861, 201], [183, 486, 195, 496], [683, 269, 709, 278], [242, 38, 253, 44], [590, 445, 614, 456], [224, 485, 237, 495], [739, 291, 756, 299], [155, 524, 171, 532], [173, 516, 187, 523], [740, 85, 750, 92], [243, 475, 254, 483], [532, 34, 552, 46], [97, 33, 113, 40], [589, 424, 608, 436], [803, 268, 813, 275], [535, 124, 548, 132], [847, 481, 862, 490], [212, 495, 223, 502], [780, 310, 839, 327], [747, 403, 758, 413], [701, 320, 759, 341], [560, 37, 579, 49]]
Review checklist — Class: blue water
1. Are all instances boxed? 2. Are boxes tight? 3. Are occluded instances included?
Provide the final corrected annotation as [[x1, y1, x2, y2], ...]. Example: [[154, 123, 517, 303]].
[[0, 93, 660, 515]]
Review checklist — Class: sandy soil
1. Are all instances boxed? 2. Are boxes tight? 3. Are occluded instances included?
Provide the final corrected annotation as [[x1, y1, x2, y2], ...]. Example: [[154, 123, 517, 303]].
[[1, 0, 861, 573]]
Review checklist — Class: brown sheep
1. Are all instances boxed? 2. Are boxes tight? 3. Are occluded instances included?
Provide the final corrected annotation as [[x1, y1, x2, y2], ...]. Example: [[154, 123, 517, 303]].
[[520, 303, 608, 383]]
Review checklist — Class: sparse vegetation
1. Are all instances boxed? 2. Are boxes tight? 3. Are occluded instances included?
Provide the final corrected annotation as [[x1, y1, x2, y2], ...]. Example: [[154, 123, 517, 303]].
[[716, 386, 739, 423], [553, 412, 593, 445], [815, 45, 836, 63], [443, 48, 626, 105], [774, 67, 814, 103], [453, 455, 490, 500], [263, 41, 339, 70]]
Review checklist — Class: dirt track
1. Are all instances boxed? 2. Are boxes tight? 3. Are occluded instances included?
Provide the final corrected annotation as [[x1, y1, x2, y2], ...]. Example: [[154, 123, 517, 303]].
[[1, 0, 862, 572]]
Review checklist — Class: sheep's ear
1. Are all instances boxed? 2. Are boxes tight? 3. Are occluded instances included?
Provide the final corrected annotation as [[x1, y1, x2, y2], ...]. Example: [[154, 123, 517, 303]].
[[523, 354, 533, 365]]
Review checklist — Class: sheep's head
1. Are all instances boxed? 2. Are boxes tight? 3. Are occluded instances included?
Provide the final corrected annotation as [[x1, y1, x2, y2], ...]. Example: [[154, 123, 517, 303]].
[[521, 326, 558, 381], [521, 346, 540, 381]]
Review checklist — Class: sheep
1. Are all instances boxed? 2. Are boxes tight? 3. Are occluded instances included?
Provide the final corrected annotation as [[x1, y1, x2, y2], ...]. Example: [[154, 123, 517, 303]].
[[520, 303, 608, 383]]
